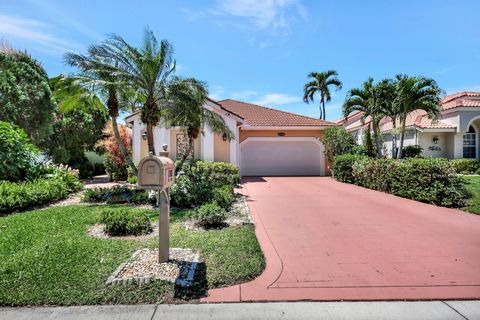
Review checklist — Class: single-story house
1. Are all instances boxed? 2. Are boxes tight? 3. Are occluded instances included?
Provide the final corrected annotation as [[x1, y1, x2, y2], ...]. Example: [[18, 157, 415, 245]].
[[337, 92, 480, 159], [125, 98, 336, 176]]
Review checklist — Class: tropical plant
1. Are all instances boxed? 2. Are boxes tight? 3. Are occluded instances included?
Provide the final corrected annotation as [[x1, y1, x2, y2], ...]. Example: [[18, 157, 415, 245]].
[[91, 28, 176, 156], [394, 75, 442, 159], [48, 75, 108, 177], [377, 78, 399, 158], [96, 122, 132, 181], [64, 46, 137, 175], [320, 126, 356, 164], [342, 78, 383, 157], [303, 70, 342, 120], [0, 121, 39, 181], [164, 77, 233, 169], [0, 45, 55, 146]]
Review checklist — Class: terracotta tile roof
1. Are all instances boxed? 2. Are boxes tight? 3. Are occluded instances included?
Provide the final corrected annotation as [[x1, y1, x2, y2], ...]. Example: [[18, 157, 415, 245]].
[[442, 98, 480, 110], [218, 99, 336, 127], [442, 92, 480, 104]]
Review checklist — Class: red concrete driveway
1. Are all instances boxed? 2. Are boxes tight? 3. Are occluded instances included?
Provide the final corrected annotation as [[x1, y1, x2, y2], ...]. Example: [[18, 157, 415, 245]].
[[203, 177, 480, 302]]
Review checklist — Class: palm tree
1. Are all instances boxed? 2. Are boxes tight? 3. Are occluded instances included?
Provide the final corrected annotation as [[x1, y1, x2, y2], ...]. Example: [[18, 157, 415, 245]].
[[64, 50, 137, 175], [377, 78, 400, 158], [163, 77, 233, 169], [394, 75, 442, 159], [303, 70, 342, 120], [93, 28, 176, 156], [342, 78, 383, 157]]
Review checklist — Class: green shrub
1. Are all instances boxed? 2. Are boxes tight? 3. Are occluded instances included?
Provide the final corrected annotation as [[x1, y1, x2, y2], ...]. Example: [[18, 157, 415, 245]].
[[193, 202, 227, 227], [333, 154, 368, 183], [171, 160, 240, 208], [82, 185, 156, 205], [0, 121, 39, 182], [320, 126, 356, 163], [351, 144, 368, 156], [332, 156, 469, 207], [104, 153, 128, 181], [0, 166, 83, 214], [100, 209, 153, 236], [401, 145, 423, 158], [212, 185, 236, 209], [451, 159, 480, 174]]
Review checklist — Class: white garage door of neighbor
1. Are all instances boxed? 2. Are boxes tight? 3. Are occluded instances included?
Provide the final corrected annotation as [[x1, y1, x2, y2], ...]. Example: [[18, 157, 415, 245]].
[[240, 137, 325, 176]]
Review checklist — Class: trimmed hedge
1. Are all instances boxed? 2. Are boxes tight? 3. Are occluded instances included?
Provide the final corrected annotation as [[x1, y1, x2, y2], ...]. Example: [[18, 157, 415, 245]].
[[100, 208, 152, 236], [0, 168, 83, 214], [83, 185, 156, 205], [170, 160, 239, 208], [451, 159, 480, 175], [333, 155, 469, 207]]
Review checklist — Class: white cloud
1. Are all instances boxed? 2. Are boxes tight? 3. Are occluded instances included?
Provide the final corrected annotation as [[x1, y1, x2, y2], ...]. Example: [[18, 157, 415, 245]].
[[209, 85, 225, 100], [252, 93, 302, 106], [182, 0, 307, 35], [0, 14, 82, 53], [231, 90, 258, 100]]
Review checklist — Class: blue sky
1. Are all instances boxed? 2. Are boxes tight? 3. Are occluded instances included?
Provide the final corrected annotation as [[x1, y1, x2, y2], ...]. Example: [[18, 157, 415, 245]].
[[1, 0, 479, 121]]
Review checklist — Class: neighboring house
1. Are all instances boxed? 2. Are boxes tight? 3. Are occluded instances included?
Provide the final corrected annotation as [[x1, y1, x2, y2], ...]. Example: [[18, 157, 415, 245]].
[[337, 92, 480, 159], [125, 98, 335, 176]]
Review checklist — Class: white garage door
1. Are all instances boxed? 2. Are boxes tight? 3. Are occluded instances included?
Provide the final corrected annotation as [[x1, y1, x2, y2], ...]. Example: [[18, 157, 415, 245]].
[[240, 137, 325, 176]]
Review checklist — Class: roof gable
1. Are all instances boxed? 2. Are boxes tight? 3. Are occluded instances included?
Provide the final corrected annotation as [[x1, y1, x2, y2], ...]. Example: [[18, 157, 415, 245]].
[[218, 99, 336, 127]]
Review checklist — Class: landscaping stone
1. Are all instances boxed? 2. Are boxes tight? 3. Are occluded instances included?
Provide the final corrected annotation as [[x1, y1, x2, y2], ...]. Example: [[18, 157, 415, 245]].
[[106, 248, 200, 287]]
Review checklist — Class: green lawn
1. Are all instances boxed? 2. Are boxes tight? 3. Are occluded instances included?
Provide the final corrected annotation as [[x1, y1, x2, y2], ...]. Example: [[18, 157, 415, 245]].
[[0, 205, 265, 306], [463, 175, 480, 214]]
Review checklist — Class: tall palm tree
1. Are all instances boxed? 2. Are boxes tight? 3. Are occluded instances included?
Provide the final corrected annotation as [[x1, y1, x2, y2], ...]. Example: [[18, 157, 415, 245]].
[[377, 78, 400, 158], [64, 50, 137, 175], [303, 70, 342, 120], [93, 28, 176, 156], [163, 77, 233, 169], [342, 78, 383, 157], [394, 75, 442, 159]]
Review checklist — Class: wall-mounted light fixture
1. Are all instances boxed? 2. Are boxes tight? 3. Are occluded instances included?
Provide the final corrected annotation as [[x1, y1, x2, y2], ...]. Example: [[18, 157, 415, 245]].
[[142, 132, 148, 141], [222, 133, 228, 141], [432, 136, 439, 144]]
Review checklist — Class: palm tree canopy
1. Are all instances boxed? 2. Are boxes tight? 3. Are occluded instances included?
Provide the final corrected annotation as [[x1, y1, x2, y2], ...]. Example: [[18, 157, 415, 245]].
[[163, 77, 234, 140], [342, 77, 380, 122], [394, 74, 443, 120], [303, 70, 342, 104]]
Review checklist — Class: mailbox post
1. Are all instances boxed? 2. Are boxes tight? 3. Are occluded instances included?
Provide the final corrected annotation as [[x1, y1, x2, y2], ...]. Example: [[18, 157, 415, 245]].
[[137, 152, 175, 263]]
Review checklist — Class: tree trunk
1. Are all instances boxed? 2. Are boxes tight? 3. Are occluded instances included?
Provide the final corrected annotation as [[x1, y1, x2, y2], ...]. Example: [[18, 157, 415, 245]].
[[322, 99, 326, 120], [365, 122, 374, 157], [111, 117, 137, 175], [146, 124, 156, 156], [176, 135, 195, 171], [391, 118, 397, 159], [397, 117, 406, 159], [372, 120, 382, 158]]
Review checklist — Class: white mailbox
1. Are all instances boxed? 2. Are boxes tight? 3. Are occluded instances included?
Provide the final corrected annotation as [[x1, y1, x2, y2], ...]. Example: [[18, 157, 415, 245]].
[[137, 153, 175, 189]]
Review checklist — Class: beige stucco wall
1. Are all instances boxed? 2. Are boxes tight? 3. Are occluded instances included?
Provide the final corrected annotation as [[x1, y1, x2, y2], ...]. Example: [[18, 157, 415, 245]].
[[417, 132, 450, 158], [169, 129, 201, 160], [214, 133, 230, 162]]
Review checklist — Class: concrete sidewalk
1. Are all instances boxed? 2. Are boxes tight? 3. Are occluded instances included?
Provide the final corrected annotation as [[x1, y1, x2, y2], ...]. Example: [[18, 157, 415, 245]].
[[1, 301, 479, 320]]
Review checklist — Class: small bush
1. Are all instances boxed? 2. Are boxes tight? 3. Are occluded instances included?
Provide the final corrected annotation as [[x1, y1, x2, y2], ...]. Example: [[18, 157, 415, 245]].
[[193, 202, 227, 227], [171, 160, 240, 208], [351, 144, 368, 156], [212, 185, 236, 209], [100, 209, 153, 236], [451, 159, 480, 174], [83, 185, 156, 205], [401, 145, 423, 158], [320, 126, 356, 163], [332, 156, 469, 207], [333, 154, 368, 183], [0, 121, 39, 182], [104, 153, 128, 181], [0, 166, 83, 215]]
